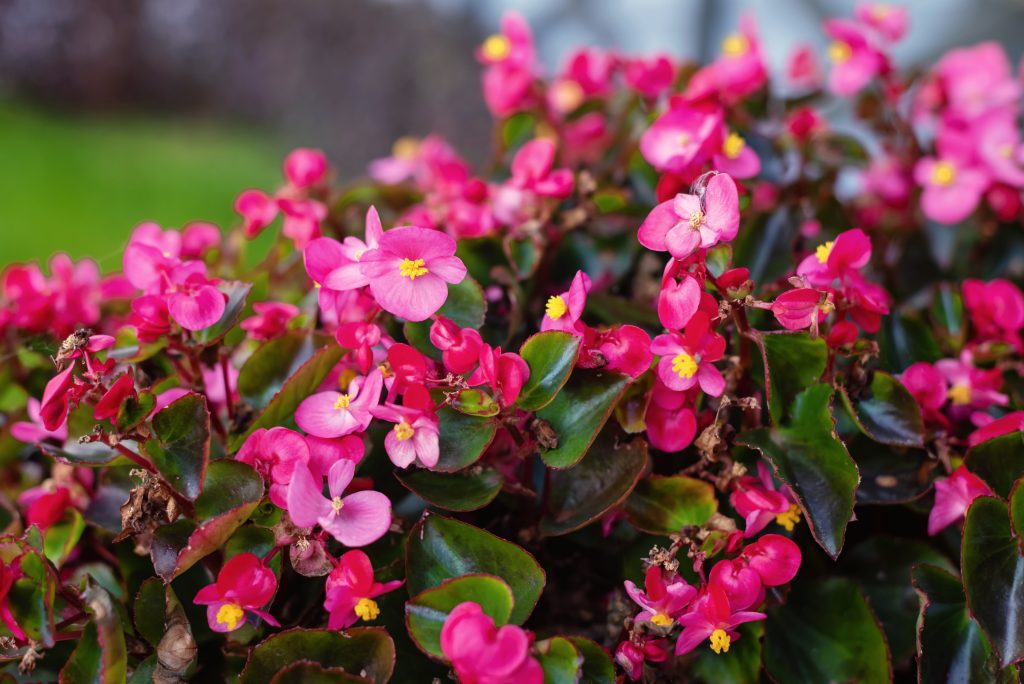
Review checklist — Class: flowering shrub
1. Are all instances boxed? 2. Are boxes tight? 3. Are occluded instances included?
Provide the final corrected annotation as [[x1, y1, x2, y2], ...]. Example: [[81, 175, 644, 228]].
[[1, 5, 1023, 682]]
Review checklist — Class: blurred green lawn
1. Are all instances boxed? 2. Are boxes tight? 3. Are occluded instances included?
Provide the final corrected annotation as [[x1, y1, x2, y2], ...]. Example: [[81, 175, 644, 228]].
[[0, 102, 285, 271]]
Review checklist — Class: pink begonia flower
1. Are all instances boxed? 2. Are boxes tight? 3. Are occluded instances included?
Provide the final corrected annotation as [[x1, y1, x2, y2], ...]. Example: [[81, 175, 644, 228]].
[[594, 325, 653, 379], [935, 351, 1008, 415], [977, 114, 1024, 188], [843, 271, 891, 333], [493, 139, 574, 225], [770, 288, 832, 331], [278, 197, 326, 249], [967, 412, 1024, 447], [560, 47, 615, 100], [855, 3, 908, 42], [638, 173, 739, 260], [284, 148, 328, 189], [181, 222, 221, 259], [476, 11, 535, 69], [731, 462, 800, 537], [11, 399, 69, 444], [384, 344, 428, 397], [336, 322, 383, 375], [194, 553, 280, 633], [900, 362, 949, 413], [129, 222, 182, 257], [358, 226, 467, 322], [93, 372, 137, 421], [561, 111, 610, 167], [707, 558, 763, 613], [541, 270, 591, 335], [296, 369, 383, 438], [131, 294, 171, 343], [468, 345, 530, 408], [685, 14, 767, 102], [639, 103, 723, 174], [651, 312, 726, 396], [710, 534, 801, 611], [963, 278, 1024, 347], [241, 301, 300, 342], [160, 264, 226, 332], [39, 366, 80, 432], [927, 466, 993, 535], [371, 387, 440, 469], [823, 18, 886, 96], [645, 379, 698, 453], [324, 550, 403, 629], [934, 42, 1020, 122], [305, 434, 366, 478], [913, 156, 989, 224], [236, 427, 310, 508], [674, 583, 766, 656], [2, 255, 102, 336], [797, 228, 872, 286], [430, 315, 484, 375], [616, 638, 670, 680], [287, 460, 392, 547], [786, 44, 822, 91], [623, 54, 675, 99], [624, 565, 697, 627], [477, 13, 538, 118], [712, 131, 761, 179], [235, 189, 279, 238], [440, 602, 543, 684], [200, 362, 239, 412], [658, 263, 703, 331], [861, 155, 912, 206], [305, 207, 384, 295]]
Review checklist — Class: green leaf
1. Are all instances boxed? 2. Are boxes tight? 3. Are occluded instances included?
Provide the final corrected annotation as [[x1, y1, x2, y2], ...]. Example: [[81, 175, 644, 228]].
[[405, 515, 545, 625], [913, 563, 1018, 683], [433, 407, 497, 472], [961, 496, 1024, 667], [517, 332, 581, 411], [59, 580, 127, 684], [966, 431, 1024, 498], [6, 545, 56, 646], [502, 113, 536, 148], [840, 371, 925, 447], [405, 575, 514, 659], [151, 459, 263, 580], [738, 384, 859, 559], [757, 332, 828, 424], [846, 435, 933, 505], [540, 432, 648, 537], [268, 663, 369, 683], [878, 311, 942, 372], [568, 637, 615, 684], [624, 475, 717, 536], [1011, 478, 1024, 546], [238, 332, 316, 408], [230, 342, 346, 452], [191, 280, 252, 346], [763, 578, 891, 683], [396, 467, 503, 512], [693, 621, 763, 684], [42, 509, 85, 568], [536, 369, 630, 469], [239, 628, 395, 684], [133, 577, 166, 647], [38, 441, 132, 468], [145, 392, 211, 500], [116, 390, 155, 432], [536, 636, 581, 684], [404, 277, 486, 359], [450, 388, 501, 417]]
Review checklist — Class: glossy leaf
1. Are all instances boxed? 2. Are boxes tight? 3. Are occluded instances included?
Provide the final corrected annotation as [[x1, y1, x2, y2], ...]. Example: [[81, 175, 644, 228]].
[[405, 515, 545, 625], [536, 368, 630, 469], [878, 311, 942, 372], [433, 407, 497, 472], [42, 509, 85, 568], [535, 636, 581, 684], [396, 467, 503, 512], [847, 435, 934, 505], [758, 332, 828, 424], [237, 331, 315, 408], [517, 331, 581, 411], [134, 577, 166, 647], [145, 392, 211, 501], [450, 388, 500, 417], [624, 475, 717, 536], [6, 545, 56, 647], [239, 627, 395, 684], [568, 637, 615, 684], [540, 432, 647, 537], [840, 371, 925, 447], [738, 384, 859, 559], [966, 430, 1024, 499], [192, 280, 252, 346], [961, 496, 1024, 667], [268, 662, 369, 683], [59, 581, 127, 684], [405, 574, 514, 659], [763, 578, 891, 683], [116, 390, 155, 432], [692, 621, 763, 684]]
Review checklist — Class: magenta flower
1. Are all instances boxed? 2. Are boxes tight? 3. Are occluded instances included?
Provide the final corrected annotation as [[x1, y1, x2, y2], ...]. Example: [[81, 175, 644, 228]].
[[283, 148, 328, 189], [823, 18, 886, 96], [194, 553, 280, 633], [324, 550, 403, 629], [742, 534, 802, 588], [296, 369, 383, 438], [476, 12, 538, 118], [624, 565, 697, 627], [770, 288, 831, 331], [493, 139, 574, 225], [241, 302, 300, 341], [335, 321, 383, 375], [928, 466, 993, 535], [934, 42, 1020, 121], [93, 372, 137, 421], [675, 583, 766, 656], [797, 228, 872, 286], [685, 14, 767, 102], [651, 312, 726, 396], [304, 206, 384, 294], [623, 54, 675, 99], [855, 3, 908, 42], [358, 226, 467, 322], [730, 462, 799, 537], [639, 104, 723, 174], [712, 131, 761, 179], [235, 189, 279, 238], [638, 173, 740, 260], [963, 278, 1024, 348], [968, 412, 1024, 447], [935, 350, 1008, 414], [594, 325, 653, 379], [900, 362, 949, 417], [645, 379, 698, 453], [279, 198, 326, 249], [236, 427, 311, 508], [468, 345, 530, 408], [287, 460, 392, 547], [440, 602, 543, 684], [11, 398, 69, 444], [541, 270, 590, 335], [658, 266, 702, 331], [430, 315, 484, 374], [914, 156, 988, 224]]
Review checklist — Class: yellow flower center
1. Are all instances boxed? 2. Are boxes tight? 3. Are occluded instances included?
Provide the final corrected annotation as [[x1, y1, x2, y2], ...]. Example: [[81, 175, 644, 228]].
[[677, 132, 691, 148], [948, 383, 972, 406], [775, 504, 802, 532], [815, 240, 835, 264], [392, 136, 420, 159], [710, 628, 731, 654], [337, 368, 358, 391], [331, 496, 345, 513], [399, 258, 429, 280], [481, 34, 510, 61], [354, 597, 380, 621], [394, 421, 415, 441], [552, 80, 585, 112], [999, 144, 1014, 158], [650, 613, 674, 627], [546, 295, 569, 320], [871, 4, 892, 19], [334, 394, 352, 410], [931, 160, 956, 186], [721, 33, 749, 57], [671, 352, 698, 379], [216, 603, 245, 631], [688, 210, 705, 229], [828, 41, 853, 64], [723, 132, 746, 159]]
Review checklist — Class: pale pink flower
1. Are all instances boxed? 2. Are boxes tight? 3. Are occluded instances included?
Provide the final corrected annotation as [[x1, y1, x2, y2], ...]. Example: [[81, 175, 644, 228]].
[[927, 466, 993, 535], [541, 270, 590, 335], [283, 148, 329, 189], [824, 18, 886, 96], [295, 369, 383, 438], [638, 173, 740, 260], [287, 460, 392, 547]]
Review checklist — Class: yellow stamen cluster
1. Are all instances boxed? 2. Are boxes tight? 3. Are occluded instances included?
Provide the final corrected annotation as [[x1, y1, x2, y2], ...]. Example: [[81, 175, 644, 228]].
[[650, 613, 674, 627], [392, 136, 420, 159], [723, 132, 746, 159], [710, 628, 731, 654], [948, 383, 972, 406], [331, 496, 345, 513], [551, 80, 584, 113], [399, 258, 429, 280], [775, 504, 802, 532], [481, 34, 510, 61], [721, 33, 749, 57], [334, 394, 352, 410], [815, 240, 835, 264], [394, 421, 415, 441], [828, 41, 853, 63], [546, 295, 569, 320], [688, 210, 705, 229], [216, 603, 245, 631], [355, 598, 380, 621], [931, 161, 956, 186], [671, 352, 698, 379]]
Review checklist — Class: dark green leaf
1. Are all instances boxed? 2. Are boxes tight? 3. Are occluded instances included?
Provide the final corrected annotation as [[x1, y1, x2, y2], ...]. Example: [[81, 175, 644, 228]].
[[406, 515, 545, 625], [540, 433, 647, 537], [145, 392, 211, 500], [396, 467, 503, 512], [433, 407, 497, 472], [568, 637, 614, 684], [59, 581, 127, 684], [134, 577, 166, 647], [535, 636, 581, 684], [878, 311, 942, 373], [966, 431, 1024, 498], [961, 496, 1024, 667], [239, 628, 395, 684], [840, 371, 925, 447], [405, 574, 514, 659], [847, 435, 934, 504], [1011, 478, 1024, 546], [763, 578, 891, 683], [268, 662, 369, 683], [757, 332, 828, 424], [238, 332, 316, 408], [536, 369, 630, 469], [116, 390, 155, 432], [624, 475, 717, 536], [192, 280, 252, 346], [6, 546, 56, 646], [738, 384, 859, 559], [42, 509, 85, 567], [693, 621, 762, 684], [517, 332, 581, 411]]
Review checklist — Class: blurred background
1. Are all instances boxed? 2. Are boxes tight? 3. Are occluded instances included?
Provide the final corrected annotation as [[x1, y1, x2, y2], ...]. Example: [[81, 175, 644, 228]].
[[1, 0, 1022, 269]]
